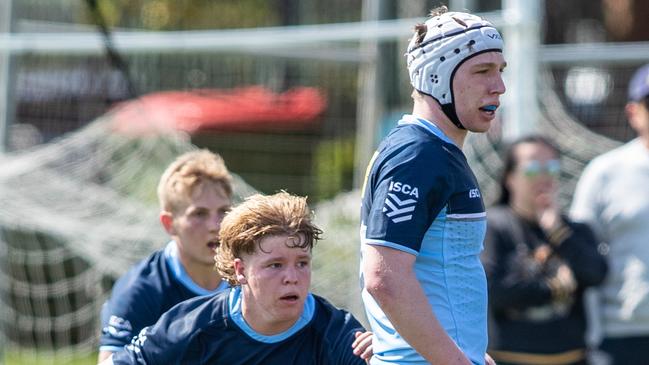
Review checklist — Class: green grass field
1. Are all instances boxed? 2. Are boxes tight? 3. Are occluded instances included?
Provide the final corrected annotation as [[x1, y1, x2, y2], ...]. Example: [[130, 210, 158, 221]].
[[4, 351, 97, 365]]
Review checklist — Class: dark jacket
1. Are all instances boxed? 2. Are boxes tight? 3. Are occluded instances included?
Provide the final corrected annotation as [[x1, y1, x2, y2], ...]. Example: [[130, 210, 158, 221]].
[[482, 205, 608, 354]]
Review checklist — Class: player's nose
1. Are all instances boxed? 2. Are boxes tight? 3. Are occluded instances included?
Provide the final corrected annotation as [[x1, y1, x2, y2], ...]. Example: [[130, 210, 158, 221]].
[[283, 266, 299, 284], [207, 214, 221, 231], [492, 73, 506, 95]]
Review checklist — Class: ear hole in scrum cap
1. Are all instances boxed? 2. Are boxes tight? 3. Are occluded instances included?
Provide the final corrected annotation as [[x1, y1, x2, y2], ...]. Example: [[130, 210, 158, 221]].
[[405, 11, 503, 129]]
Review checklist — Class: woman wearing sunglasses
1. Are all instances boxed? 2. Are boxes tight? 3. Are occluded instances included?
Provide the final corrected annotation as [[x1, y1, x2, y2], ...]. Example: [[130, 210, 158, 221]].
[[481, 135, 608, 365]]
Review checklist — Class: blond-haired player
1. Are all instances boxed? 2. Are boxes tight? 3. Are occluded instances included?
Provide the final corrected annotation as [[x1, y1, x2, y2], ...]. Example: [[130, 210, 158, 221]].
[[98, 149, 232, 362]]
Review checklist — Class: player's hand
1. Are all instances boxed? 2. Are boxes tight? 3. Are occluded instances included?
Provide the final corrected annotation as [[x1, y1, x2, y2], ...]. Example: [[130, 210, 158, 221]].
[[352, 330, 373, 363], [485, 353, 497, 365]]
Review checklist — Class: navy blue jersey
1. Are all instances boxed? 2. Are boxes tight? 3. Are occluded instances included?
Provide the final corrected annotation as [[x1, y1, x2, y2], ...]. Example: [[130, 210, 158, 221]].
[[360, 115, 488, 364], [111, 287, 366, 365], [99, 241, 227, 352]]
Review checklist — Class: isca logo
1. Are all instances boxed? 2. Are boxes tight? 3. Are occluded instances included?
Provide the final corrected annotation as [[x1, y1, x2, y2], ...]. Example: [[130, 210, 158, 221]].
[[383, 181, 419, 223]]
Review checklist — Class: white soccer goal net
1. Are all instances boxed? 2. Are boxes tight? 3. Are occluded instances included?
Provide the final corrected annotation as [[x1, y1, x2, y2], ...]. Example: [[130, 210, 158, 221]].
[[0, 114, 192, 359], [0, 110, 363, 362]]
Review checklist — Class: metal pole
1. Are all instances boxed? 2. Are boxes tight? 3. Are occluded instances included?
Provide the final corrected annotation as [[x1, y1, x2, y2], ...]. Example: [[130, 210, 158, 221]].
[[0, 2, 13, 361], [0, 0, 14, 154], [501, 0, 541, 140], [354, 0, 382, 189]]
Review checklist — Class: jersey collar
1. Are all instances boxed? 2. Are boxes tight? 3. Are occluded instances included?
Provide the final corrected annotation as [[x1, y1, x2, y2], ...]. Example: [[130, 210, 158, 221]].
[[398, 114, 456, 146], [228, 286, 315, 343], [164, 241, 228, 296]]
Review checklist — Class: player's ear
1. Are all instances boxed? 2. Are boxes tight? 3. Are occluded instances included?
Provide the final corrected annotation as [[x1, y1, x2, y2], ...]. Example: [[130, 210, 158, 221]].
[[234, 258, 247, 284], [160, 211, 176, 235]]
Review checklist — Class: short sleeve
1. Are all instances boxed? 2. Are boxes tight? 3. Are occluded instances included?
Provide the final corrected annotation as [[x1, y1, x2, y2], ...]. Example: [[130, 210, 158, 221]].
[[99, 271, 160, 351], [111, 299, 207, 365], [363, 141, 452, 254], [111, 325, 180, 365]]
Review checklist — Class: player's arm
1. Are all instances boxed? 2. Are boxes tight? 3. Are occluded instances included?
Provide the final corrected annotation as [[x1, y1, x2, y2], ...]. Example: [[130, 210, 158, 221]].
[[107, 324, 181, 365], [98, 351, 113, 363], [97, 302, 142, 363], [108, 296, 212, 365], [97, 300, 156, 362], [97, 268, 160, 363], [98, 354, 114, 365], [363, 244, 471, 365]]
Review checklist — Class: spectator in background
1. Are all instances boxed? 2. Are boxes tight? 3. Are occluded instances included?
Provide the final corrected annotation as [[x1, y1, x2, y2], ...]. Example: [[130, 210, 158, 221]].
[[570, 64, 649, 365], [104, 192, 373, 365], [482, 135, 607, 365], [360, 5, 505, 365], [97, 149, 233, 362]]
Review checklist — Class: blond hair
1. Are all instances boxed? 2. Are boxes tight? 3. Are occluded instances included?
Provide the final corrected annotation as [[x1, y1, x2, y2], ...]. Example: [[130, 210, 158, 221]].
[[215, 191, 322, 286], [157, 149, 232, 213]]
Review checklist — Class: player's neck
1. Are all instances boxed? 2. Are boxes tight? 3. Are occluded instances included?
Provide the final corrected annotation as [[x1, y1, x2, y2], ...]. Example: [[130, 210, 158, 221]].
[[412, 99, 467, 148], [181, 259, 224, 291]]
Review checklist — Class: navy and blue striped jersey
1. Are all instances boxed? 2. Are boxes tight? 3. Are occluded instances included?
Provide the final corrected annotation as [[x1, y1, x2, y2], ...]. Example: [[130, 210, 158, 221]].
[[360, 115, 488, 364], [99, 241, 227, 352], [110, 287, 367, 365]]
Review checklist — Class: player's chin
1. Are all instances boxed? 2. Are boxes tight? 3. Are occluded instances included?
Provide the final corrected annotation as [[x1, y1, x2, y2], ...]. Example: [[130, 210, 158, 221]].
[[460, 115, 493, 132], [200, 252, 217, 265], [466, 121, 492, 133], [272, 304, 303, 324]]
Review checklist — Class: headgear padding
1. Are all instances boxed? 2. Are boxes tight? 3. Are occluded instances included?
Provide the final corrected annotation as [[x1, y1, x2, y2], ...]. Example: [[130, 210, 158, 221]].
[[405, 11, 503, 129]]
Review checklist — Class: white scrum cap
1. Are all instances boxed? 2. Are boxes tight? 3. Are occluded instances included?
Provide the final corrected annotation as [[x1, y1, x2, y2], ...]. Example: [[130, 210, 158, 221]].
[[405, 11, 503, 128]]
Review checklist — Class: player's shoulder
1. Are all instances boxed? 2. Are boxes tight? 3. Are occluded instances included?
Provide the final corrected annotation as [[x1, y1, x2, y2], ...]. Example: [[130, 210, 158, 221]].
[[99, 249, 172, 350], [309, 295, 366, 364], [312, 294, 338, 315], [311, 294, 363, 330], [376, 127, 454, 177], [156, 288, 230, 336], [110, 248, 167, 297], [166, 288, 229, 319]]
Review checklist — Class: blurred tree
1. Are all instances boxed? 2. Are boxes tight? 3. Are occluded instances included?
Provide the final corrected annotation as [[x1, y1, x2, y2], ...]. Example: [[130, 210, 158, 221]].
[[85, 0, 280, 30]]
